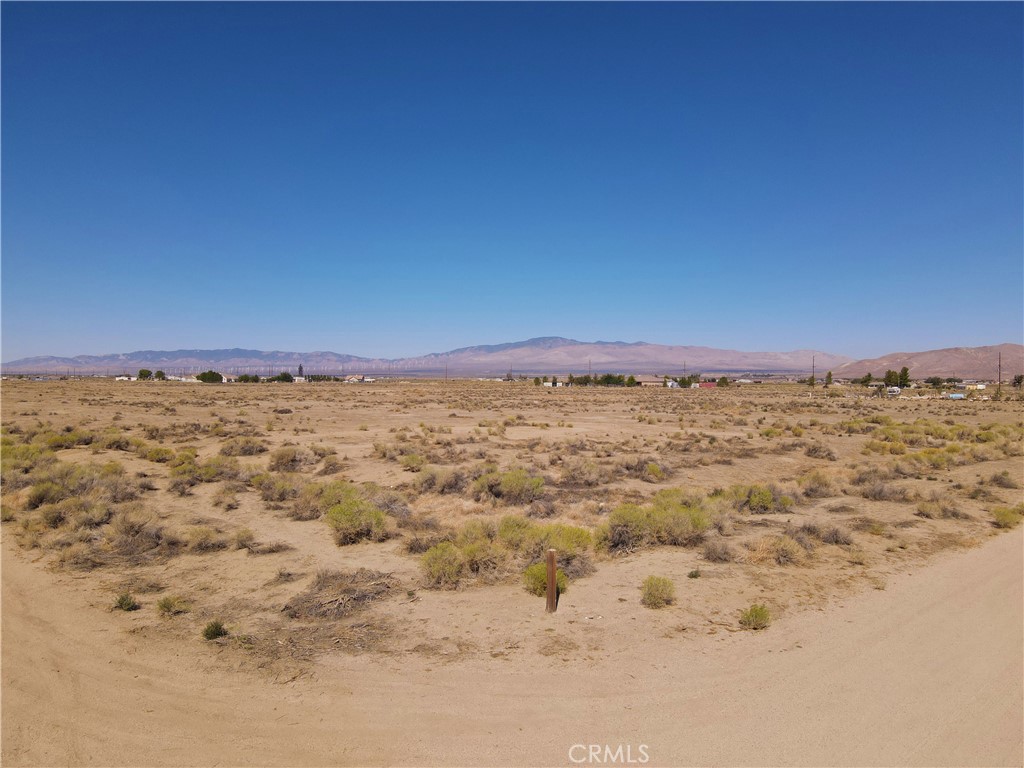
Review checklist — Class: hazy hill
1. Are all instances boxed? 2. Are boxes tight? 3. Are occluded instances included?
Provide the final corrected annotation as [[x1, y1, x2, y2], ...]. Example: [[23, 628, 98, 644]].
[[2, 338, 850, 376], [833, 344, 1023, 381]]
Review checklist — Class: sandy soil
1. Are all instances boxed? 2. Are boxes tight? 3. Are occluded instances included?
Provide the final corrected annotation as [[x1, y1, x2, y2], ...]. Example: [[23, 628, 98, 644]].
[[3, 525, 1020, 767], [2, 379, 1022, 766]]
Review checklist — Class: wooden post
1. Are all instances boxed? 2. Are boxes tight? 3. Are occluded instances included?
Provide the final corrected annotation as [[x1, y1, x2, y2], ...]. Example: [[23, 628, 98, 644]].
[[545, 548, 557, 613]]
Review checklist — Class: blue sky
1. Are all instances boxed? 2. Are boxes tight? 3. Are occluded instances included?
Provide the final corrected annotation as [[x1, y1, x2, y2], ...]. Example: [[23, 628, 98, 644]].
[[3, 2, 1021, 362]]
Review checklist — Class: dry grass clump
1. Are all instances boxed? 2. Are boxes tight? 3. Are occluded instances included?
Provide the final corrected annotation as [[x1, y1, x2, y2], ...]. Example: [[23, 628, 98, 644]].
[[616, 456, 668, 483], [185, 525, 228, 552], [415, 466, 466, 494], [640, 575, 675, 608], [283, 568, 397, 620], [988, 470, 1020, 489], [249, 472, 303, 503], [804, 443, 837, 461], [219, 436, 267, 456], [156, 595, 190, 616], [799, 470, 838, 499], [915, 493, 968, 520], [745, 535, 807, 566], [702, 538, 735, 562], [268, 446, 317, 472], [860, 481, 914, 503], [104, 508, 181, 564], [559, 458, 607, 487], [739, 604, 771, 630]]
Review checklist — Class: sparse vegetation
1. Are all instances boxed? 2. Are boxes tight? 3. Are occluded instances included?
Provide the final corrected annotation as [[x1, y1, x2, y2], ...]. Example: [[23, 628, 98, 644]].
[[739, 604, 771, 630], [640, 575, 675, 608]]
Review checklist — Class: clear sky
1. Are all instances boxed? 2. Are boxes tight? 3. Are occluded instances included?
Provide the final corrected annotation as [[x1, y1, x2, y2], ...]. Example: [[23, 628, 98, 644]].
[[2, 2, 1021, 362]]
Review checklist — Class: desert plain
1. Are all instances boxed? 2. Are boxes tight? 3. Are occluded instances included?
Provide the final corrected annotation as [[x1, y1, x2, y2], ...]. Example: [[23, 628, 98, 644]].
[[2, 377, 1022, 767]]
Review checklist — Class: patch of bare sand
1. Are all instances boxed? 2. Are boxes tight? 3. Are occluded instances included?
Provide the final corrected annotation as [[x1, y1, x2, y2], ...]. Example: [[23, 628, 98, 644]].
[[3, 526, 1020, 767]]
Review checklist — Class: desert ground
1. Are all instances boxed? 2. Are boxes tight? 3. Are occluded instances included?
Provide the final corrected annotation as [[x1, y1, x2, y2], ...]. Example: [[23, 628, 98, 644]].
[[2, 378, 1022, 766]]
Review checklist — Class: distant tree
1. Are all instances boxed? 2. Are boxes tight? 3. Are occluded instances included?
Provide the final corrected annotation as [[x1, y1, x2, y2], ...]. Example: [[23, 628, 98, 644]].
[[298, 364, 304, 378], [534, 377, 541, 386], [858, 373, 874, 386], [567, 374, 575, 386], [196, 370, 223, 383], [824, 371, 833, 388], [137, 369, 153, 380], [898, 366, 910, 388], [625, 375, 638, 387], [945, 377, 962, 384], [154, 370, 166, 381], [274, 372, 294, 383], [542, 376, 549, 384], [717, 376, 730, 388], [1013, 374, 1024, 390], [806, 374, 815, 387], [551, 375, 558, 386], [237, 374, 260, 383], [883, 370, 899, 387]]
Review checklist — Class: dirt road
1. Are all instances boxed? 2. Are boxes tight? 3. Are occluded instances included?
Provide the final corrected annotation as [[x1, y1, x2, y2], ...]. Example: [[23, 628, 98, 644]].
[[3, 527, 1021, 767]]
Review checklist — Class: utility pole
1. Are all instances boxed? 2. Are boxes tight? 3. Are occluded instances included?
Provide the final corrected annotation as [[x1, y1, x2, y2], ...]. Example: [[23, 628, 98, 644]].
[[811, 355, 815, 387]]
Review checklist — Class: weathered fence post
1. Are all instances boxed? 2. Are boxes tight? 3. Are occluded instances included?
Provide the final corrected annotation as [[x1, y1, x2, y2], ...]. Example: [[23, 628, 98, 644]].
[[545, 548, 557, 613]]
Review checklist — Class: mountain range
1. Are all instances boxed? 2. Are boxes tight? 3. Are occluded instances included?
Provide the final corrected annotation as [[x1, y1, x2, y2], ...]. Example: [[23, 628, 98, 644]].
[[2, 338, 1020, 380]]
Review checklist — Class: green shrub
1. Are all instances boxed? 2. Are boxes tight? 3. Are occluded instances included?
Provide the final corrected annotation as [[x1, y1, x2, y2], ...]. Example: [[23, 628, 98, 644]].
[[202, 620, 229, 640], [523, 562, 567, 597], [195, 370, 223, 383], [472, 468, 544, 504], [325, 497, 387, 545], [739, 604, 771, 630], [641, 576, 675, 608], [992, 504, 1024, 529], [114, 591, 140, 611], [598, 504, 650, 552], [421, 541, 466, 588]]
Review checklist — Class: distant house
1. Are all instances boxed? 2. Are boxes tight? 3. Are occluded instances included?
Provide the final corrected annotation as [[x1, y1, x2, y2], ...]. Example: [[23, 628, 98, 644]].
[[633, 375, 664, 388], [696, 381, 717, 389]]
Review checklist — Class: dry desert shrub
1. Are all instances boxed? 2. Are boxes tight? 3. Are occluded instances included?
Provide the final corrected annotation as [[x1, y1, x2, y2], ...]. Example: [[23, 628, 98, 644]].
[[860, 481, 914, 503], [915, 492, 968, 520], [702, 538, 735, 562], [640, 576, 675, 608], [799, 470, 837, 499], [415, 466, 466, 495], [804, 443, 837, 461], [268, 446, 316, 472], [185, 525, 228, 553], [283, 569, 397, 620], [421, 541, 466, 588], [559, 458, 607, 488], [745, 535, 807, 566], [991, 503, 1024, 529], [219, 436, 267, 456], [471, 467, 545, 505], [988, 470, 1020, 489]]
